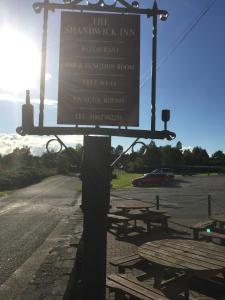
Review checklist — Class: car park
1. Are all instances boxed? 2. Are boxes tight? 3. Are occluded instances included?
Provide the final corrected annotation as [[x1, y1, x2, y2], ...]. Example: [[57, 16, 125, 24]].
[[132, 173, 170, 187]]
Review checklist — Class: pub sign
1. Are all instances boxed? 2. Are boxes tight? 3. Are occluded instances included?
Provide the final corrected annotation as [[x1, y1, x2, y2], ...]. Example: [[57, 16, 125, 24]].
[[57, 12, 140, 126]]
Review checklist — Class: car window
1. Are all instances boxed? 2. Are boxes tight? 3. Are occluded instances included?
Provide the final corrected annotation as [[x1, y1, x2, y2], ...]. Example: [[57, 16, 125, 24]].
[[146, 174, 153, 178]]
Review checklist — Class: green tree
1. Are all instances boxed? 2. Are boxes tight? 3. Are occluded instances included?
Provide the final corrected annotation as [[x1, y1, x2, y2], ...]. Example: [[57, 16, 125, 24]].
[[211, 150, 225, 165], [111, 145, 124, 168], [161, 145, 182, 167], [141, 141, 162, 170], [183, 149, 194, 165], [191, 147, 209, 165], [176, 141, 182, 150], [1, 146, 32, 170], [41, 152, 58, 168]]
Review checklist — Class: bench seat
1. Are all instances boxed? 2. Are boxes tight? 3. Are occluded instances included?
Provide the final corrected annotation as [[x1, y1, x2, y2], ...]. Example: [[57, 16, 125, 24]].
[[110, 253, 144, 273], [122, 211, 170, 232], [200, 231, 225, 245], [107, 213, 130, 222], [107, 274, 169, 300], [190, 290, 215, 300], [190, 275, 224, 299], [107, 213, 130, 235], [190, 220, 216, 240], [143, 214, 171, 232]]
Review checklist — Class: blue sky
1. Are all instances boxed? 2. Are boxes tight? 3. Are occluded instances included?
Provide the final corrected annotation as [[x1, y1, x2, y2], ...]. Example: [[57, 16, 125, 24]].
[[0, 0, 225, 155]]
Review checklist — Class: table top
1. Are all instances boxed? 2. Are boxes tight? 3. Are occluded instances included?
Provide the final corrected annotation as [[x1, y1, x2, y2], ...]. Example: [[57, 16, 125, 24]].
[[116, 203, 154, 209], [211, 213, 225, 222], [116, 203, 154, 210], [138, 239, 225, 274]]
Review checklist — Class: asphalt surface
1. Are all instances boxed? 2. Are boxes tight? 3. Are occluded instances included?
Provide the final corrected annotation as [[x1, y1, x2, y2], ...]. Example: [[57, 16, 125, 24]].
[[1, 174, 225, 299], [112, 175, 225, 227], [0, 175, 81, 297]]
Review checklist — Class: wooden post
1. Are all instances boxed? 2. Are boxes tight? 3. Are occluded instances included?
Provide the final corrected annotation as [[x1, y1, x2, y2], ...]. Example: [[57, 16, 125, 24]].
[[156, 195, 159, 210], [82, 136, 111, 300], [208, 194, 212, 218]]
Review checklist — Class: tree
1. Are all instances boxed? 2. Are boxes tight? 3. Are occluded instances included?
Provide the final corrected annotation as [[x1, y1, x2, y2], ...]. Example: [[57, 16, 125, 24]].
[[211, 150, 225, 165], [115, 145, 123, 156], [142, 141, 162, 170], [176, 141, 182, 150], [183, 149, 194, 165], [111, 145, 124, 168], [191, 147, 209, 165], [1, 146, 33, 169], [41, 152, 58, 168], [161, 145, 182, 167]]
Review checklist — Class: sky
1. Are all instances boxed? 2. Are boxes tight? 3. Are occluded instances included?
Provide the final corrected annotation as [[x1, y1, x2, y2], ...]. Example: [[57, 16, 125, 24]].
[[0, 0, 225, 156]]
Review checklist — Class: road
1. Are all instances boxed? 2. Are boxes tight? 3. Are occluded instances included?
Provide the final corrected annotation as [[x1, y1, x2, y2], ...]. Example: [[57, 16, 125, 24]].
[[0, 175, 80, 295]]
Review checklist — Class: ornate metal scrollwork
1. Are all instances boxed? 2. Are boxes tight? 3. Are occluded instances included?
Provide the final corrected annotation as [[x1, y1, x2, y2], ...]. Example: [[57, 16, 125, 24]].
[[33, 0, 148, 14], [46, 135, 64, 153], [111, 138, 150, 167], [131, 141, 148, 155], [62, 0, 135, 9]]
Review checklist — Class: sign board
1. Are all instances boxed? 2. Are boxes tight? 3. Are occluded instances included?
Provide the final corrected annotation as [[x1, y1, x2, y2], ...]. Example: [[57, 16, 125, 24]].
[[57, 12, 140, 126]]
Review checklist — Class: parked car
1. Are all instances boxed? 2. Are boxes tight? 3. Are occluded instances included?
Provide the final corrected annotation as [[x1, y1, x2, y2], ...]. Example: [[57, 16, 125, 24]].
[[145, 168, 174, 179], [132, 173, 170, 187]]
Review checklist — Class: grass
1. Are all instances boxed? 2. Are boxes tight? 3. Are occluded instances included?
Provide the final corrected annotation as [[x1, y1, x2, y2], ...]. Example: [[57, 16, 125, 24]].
[[76, 172, 142, 191], [194, 173, 219, 176], [0, 191, 11, 197], [111, 172, 142, 189], [76, 185, 82, 193]]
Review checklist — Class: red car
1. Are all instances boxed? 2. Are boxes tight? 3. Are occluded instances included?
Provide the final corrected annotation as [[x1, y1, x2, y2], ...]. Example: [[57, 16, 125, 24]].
[[132, 173, 170, 187]]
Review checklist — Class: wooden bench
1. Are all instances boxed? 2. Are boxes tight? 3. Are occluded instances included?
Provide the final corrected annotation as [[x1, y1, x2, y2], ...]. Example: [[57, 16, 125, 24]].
[[145, 208, 167, 214], [107, 274, 169, 300], [107, 213, 130, 234], [200, 231, 225, 245], [207, 273, 225, 290], [110, 254, 144, 273], [210, 214, 225, 231], [159, 273, 189, 299], [190, 290, 215, 300], [143, 214, 171, 232], [190, 275, 224, 299], [190, 220, 216, 240], [123, 211, 170, 232]]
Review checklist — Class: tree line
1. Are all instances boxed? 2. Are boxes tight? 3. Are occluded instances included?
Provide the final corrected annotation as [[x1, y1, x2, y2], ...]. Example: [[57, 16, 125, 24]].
[[111, 141, 225, 174], [0, 141, 225, 191], [0, 145, 82, 191]]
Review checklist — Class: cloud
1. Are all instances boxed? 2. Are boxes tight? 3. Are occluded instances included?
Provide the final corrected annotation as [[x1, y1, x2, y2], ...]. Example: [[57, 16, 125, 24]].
[[0, 133, 83, 156], [181, 146, 193, 152], [0, 93, 57, 106], [45, 73, 52, 81]]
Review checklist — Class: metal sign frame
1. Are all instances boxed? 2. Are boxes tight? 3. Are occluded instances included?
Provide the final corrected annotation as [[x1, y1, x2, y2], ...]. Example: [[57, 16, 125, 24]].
[[16, 0, 176, 141], [57, 12, 140, 127]]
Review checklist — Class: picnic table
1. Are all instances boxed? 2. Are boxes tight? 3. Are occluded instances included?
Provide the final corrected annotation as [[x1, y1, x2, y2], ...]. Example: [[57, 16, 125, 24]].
[[138, 239, 225, 290], [116, 203, 156, 213], [116, 203, 169, 231], [210, 213, 225, 230]]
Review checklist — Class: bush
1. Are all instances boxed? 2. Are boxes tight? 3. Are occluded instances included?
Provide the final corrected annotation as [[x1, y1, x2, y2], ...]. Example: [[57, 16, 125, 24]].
[[174, 165, 224, 175], [0, 167, 57, 191]]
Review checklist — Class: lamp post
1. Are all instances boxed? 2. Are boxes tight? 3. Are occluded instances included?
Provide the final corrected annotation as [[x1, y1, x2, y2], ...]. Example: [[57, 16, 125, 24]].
[[39, 0, 49, 127], [151, 0, 158, 131], [151, 0, 168, 131]]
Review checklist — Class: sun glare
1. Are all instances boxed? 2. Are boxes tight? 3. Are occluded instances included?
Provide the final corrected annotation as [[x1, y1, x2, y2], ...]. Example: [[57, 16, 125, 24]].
[[0, 26, 41, 94]]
